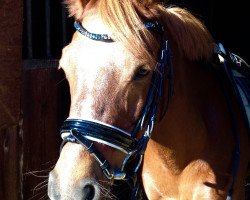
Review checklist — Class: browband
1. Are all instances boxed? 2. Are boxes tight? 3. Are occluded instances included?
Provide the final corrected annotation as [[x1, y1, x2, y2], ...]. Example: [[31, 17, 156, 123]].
[[74, 21, 113, 42], [74, 21, 163, 42]]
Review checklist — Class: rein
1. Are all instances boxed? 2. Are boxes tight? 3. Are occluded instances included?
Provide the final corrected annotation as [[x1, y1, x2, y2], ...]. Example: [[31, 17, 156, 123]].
[[60, 21, 174, 198], [215, 43, 250, 200]]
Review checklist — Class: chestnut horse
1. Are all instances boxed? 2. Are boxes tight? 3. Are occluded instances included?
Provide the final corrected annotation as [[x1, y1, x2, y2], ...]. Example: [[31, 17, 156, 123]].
[[48, 0, 250, 199]]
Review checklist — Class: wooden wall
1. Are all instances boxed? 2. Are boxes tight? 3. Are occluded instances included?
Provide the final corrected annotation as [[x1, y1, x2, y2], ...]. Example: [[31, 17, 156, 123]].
[[21, 61, 69, 199], [0, 1, 70, 198], [0, 0, 23, 199]]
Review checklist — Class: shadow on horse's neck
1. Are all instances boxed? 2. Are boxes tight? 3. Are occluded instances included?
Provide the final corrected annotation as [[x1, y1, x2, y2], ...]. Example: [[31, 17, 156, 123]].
[[151, 57, 235, 171]]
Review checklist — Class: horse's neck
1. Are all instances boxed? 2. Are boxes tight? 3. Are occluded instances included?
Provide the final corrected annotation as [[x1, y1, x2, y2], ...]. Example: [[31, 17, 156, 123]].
[[151, 58, 234, 170], [143, 57, 250, 199], [142, 59, 236, 199]]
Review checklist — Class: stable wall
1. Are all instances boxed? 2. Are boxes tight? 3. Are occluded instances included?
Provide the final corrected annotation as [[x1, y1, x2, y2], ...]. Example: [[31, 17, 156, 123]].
[[0, 0, 23, 199]]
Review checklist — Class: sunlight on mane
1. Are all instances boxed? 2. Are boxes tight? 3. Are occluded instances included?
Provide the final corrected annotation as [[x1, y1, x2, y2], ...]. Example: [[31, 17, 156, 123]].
[[65, 0, 215, 63]]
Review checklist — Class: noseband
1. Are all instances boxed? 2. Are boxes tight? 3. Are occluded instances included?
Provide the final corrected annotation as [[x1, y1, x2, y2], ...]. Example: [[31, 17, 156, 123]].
[[60, 21, 174, 198]]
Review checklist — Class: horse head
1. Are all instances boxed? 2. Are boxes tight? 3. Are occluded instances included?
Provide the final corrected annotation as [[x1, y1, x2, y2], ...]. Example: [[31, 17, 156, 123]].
[[48, 0, 250, 199], [48, 1, 163, 198]]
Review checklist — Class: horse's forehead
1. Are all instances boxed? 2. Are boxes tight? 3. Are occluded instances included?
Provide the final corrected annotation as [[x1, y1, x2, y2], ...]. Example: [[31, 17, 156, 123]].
[[60, 34, 137, 86], [60, 14, 139, 86], [75, 39, 131, 68]]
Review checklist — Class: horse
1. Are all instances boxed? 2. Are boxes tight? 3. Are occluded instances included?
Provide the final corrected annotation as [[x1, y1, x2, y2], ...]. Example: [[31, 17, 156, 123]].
[[48, 0, 250, 199]]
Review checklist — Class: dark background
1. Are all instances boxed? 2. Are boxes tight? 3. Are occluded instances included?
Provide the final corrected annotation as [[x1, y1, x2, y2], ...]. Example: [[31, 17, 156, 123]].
[[22, 0, 250, 63], [169, 0, 250, 63]]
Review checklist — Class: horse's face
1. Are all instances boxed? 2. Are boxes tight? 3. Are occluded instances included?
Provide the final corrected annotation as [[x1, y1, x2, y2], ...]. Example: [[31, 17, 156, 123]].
[[61, 32, 152, 129], [48, 15, 154, 199]]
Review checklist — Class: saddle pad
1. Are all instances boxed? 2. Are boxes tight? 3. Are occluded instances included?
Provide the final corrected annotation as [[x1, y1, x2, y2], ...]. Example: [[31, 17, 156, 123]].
[[216, 42, 250, 131]]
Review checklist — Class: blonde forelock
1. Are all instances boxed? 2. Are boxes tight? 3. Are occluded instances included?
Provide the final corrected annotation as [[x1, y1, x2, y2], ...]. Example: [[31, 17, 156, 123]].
[[97, 0, 161, 65], [66, 0, 215, 63]]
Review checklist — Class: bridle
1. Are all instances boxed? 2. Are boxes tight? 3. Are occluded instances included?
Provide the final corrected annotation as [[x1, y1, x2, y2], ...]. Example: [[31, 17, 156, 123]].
[[60, 20, 174, 198]]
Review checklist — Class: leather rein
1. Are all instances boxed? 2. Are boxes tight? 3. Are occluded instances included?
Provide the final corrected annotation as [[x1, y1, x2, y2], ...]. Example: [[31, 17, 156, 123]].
[[60, 20, 174, 198]]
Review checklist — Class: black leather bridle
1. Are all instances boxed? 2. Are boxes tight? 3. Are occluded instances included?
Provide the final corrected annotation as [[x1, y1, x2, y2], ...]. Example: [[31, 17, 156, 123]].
[[60, 20, 174, 199]]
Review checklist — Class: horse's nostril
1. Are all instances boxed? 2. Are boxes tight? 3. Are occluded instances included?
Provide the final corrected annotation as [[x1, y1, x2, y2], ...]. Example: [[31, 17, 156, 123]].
[[83, 184, 95, 200]]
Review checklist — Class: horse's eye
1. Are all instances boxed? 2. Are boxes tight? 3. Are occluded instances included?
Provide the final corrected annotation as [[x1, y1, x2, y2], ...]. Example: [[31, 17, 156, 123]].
[[134, 66, 150, 80]]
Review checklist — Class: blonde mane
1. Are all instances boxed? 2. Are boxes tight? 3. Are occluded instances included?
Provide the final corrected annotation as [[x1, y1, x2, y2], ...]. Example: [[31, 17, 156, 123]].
[[159, 7, 215, 61], [65, 0, 215, 62]]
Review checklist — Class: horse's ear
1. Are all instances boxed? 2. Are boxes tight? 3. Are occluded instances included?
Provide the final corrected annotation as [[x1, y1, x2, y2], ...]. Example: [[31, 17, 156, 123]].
[[64, 0, 94, 21]]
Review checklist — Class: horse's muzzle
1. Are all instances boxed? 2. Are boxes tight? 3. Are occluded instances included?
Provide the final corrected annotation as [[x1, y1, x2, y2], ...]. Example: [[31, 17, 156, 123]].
[[48, 170, 100, 200]]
